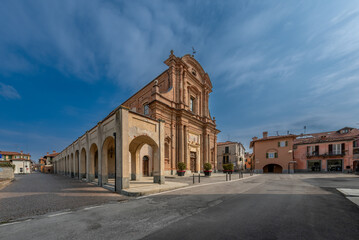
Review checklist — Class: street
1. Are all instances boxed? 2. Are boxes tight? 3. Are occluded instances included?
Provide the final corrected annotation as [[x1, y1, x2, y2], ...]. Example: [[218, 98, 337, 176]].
[[0, 174, 358, 240]]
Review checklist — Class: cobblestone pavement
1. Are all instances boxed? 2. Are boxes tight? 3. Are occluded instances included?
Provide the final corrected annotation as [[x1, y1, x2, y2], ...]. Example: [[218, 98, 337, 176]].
[[0, 172, 127, 222]]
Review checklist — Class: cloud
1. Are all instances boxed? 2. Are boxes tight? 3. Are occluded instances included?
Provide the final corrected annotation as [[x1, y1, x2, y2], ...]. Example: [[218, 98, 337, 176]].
[[0, 82, 21, 100]]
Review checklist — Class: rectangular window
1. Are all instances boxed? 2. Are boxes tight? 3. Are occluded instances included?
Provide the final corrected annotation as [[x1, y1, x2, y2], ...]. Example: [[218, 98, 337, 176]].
[[144, 104, 149, 115], [332, 144, 341, 154], [307, 146, 319, 156], [225, 146, 229, 154], [190, 97, 195, 112], [278, 141, 288, 147], [268, 152, 275, 158]]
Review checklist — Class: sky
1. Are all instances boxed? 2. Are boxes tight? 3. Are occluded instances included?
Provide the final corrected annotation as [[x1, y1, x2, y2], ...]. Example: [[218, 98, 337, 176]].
[[1, 0, 359, 161]]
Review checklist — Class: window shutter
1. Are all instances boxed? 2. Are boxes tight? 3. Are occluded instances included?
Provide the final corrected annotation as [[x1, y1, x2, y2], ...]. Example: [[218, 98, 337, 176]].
[[278, 142, 280, 147], [266, 153, 268, 158], [329, 144, 332, 153], [275, 152, 278, 158], [285, 141, 288, 147], [341, 143, 345, 153], [307, 146, 310, 153], [315, 145, 319, 153]]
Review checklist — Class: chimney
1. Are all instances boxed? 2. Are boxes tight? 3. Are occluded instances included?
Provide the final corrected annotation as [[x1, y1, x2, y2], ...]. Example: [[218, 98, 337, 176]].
[[252, 137, 258, 141], [263, 132, 268, 138], [47, 152, 49, 154], [21, 150, 23, 153], [53, 150, 56, 153]]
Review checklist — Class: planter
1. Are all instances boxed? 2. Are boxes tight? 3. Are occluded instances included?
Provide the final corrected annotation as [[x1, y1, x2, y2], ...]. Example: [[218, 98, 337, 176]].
[[204, 171, 212, 177], [223, 170, 233, 174], [177, 171, 185, 176]]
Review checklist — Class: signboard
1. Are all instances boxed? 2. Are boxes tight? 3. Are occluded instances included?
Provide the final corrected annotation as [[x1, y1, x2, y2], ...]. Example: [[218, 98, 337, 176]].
[[0, 154, 2, 160]]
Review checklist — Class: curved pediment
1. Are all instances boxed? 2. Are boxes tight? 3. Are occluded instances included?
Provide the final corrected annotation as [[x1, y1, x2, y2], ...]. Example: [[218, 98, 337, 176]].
[[181, 54, 213, 89]]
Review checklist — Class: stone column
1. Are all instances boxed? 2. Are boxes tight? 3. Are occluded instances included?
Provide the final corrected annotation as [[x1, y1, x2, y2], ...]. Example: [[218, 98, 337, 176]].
[[97, 124, 103, 186], [214, 134, 218, 172], [115, 106, 130, 193], [178, 124, 184, 165]]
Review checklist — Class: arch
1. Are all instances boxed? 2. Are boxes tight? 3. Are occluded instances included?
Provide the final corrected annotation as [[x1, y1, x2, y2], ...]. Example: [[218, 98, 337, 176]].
[[80, 148, 87, 180], [70, 153, 74, 178], [101, 136, 115, 185], [75, 150, 79, 179], [89, 143, 99, 182], [67, 155, 70, 176], [129, 135, 159, 182], [263, 164, 283, 173]]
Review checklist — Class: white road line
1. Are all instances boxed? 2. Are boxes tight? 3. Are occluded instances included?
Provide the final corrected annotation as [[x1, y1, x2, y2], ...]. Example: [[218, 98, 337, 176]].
[[48, 211, 72, 217], [0, 221, 21, 227], [84, 205, 102, 210], [136, 174, 259, 199]]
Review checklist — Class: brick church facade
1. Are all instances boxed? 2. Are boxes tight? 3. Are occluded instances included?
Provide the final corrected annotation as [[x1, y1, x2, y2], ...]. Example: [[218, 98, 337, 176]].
[[123, 50, 220, 174]]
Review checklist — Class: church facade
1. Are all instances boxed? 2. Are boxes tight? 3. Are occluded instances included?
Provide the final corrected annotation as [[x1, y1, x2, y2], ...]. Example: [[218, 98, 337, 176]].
[[122, 51, 220, 175]]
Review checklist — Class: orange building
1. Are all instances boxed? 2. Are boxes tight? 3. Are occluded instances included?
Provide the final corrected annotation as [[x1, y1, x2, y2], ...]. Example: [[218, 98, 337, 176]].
[[250, 132, 296, 173], [250, 127, 359, 173]]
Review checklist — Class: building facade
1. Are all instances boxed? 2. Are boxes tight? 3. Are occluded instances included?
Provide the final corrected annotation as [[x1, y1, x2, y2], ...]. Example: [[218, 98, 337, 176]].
[[122, 51, 219, 174], [0, 151, 32, 174], [217, 141, 245, 171], [294, 127, 359, 173], [250, 127, 359, 173], [39, 151, 59, 173], [250, 132, 296, 173], [53, 51, 219, 193]]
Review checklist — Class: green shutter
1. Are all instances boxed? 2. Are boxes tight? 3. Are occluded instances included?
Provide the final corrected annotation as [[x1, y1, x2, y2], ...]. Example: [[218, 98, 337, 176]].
[[278, 142, 280, 147], [266, 153, 268, 158], [285, 141, 288, 147], [275, 152, 278, 158]]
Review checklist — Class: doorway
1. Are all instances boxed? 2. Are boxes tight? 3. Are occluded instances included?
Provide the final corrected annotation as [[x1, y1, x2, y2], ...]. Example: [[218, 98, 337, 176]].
[[327, 159, 343, 172], [143, 156, 149, 176], [190, 151, 197, 172]]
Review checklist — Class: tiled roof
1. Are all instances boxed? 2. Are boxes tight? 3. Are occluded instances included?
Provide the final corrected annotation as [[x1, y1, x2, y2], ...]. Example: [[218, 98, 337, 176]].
[[0, 151, 31, 156], [294, 128, 359, 145], [45, 152, 59, 157], [250, 134, 297, 148], [217, 141, 239, 146]]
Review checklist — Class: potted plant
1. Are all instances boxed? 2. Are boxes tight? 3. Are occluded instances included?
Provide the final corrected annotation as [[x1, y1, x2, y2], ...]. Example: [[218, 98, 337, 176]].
[[203, 163, 212, 176], [177, 162, 186, 176], [223, 163, 234, 174]]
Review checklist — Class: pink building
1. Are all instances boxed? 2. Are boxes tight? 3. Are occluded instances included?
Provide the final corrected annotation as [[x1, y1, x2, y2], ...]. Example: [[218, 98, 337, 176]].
[[294, 127, 359, 173]]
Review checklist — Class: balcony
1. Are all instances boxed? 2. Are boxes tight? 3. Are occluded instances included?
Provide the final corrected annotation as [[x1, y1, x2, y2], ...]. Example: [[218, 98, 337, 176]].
[[307, 151, 345, 158]]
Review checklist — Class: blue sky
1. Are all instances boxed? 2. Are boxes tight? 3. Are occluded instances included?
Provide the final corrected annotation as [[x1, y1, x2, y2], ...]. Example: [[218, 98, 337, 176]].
[[1, 0, 359, 161]]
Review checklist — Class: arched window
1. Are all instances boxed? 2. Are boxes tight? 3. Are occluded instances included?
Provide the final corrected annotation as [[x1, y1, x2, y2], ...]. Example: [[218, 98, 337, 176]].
[[144, 104, 149, 115]]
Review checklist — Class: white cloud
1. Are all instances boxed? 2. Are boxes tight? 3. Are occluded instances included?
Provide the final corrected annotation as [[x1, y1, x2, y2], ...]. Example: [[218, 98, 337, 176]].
[[0, 82, 21, 100]]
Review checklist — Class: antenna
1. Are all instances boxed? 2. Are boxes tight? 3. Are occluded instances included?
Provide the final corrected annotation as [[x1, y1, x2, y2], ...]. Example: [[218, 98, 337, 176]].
[[304, 126, 307, 134], [192, 47, 196, 57]]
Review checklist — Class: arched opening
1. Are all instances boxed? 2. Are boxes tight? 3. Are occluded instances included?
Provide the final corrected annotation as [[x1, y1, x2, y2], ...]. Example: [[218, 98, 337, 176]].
[[70, 153, 74, 178], [75, 150, 79, 178], [67, 155, 70, 176], [80, 148, 87, 180], [263, 164, 283, 173], [164, 142, 170, 171], [89, 143, 99, 182], [129, 135, 160, 183], [102, 136, 115, 185]]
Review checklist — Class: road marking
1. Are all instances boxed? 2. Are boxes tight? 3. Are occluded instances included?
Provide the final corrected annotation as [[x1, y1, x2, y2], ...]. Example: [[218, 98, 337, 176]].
[[48, 211, 72, 217], [0, 221, 21, 227], [84, 205, 102, 210], [136, 174, 259, 199]]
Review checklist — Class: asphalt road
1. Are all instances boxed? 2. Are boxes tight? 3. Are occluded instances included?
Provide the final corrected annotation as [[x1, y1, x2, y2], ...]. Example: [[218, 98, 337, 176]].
[[0, 172, 126, 222], [0, 174, 358, 240]]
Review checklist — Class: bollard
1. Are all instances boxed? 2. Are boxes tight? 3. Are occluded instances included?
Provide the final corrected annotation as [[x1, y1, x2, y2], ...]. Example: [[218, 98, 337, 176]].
[[226, 172, 228, 181], [229, 172, 231, 181], [198, 174, 200, 183], [193, 174, 195, 184]]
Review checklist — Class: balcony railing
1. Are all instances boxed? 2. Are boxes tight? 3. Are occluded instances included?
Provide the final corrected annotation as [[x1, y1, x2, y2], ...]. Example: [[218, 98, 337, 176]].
[[222, 150, 231, 155], [307, 151, 345, 158]]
